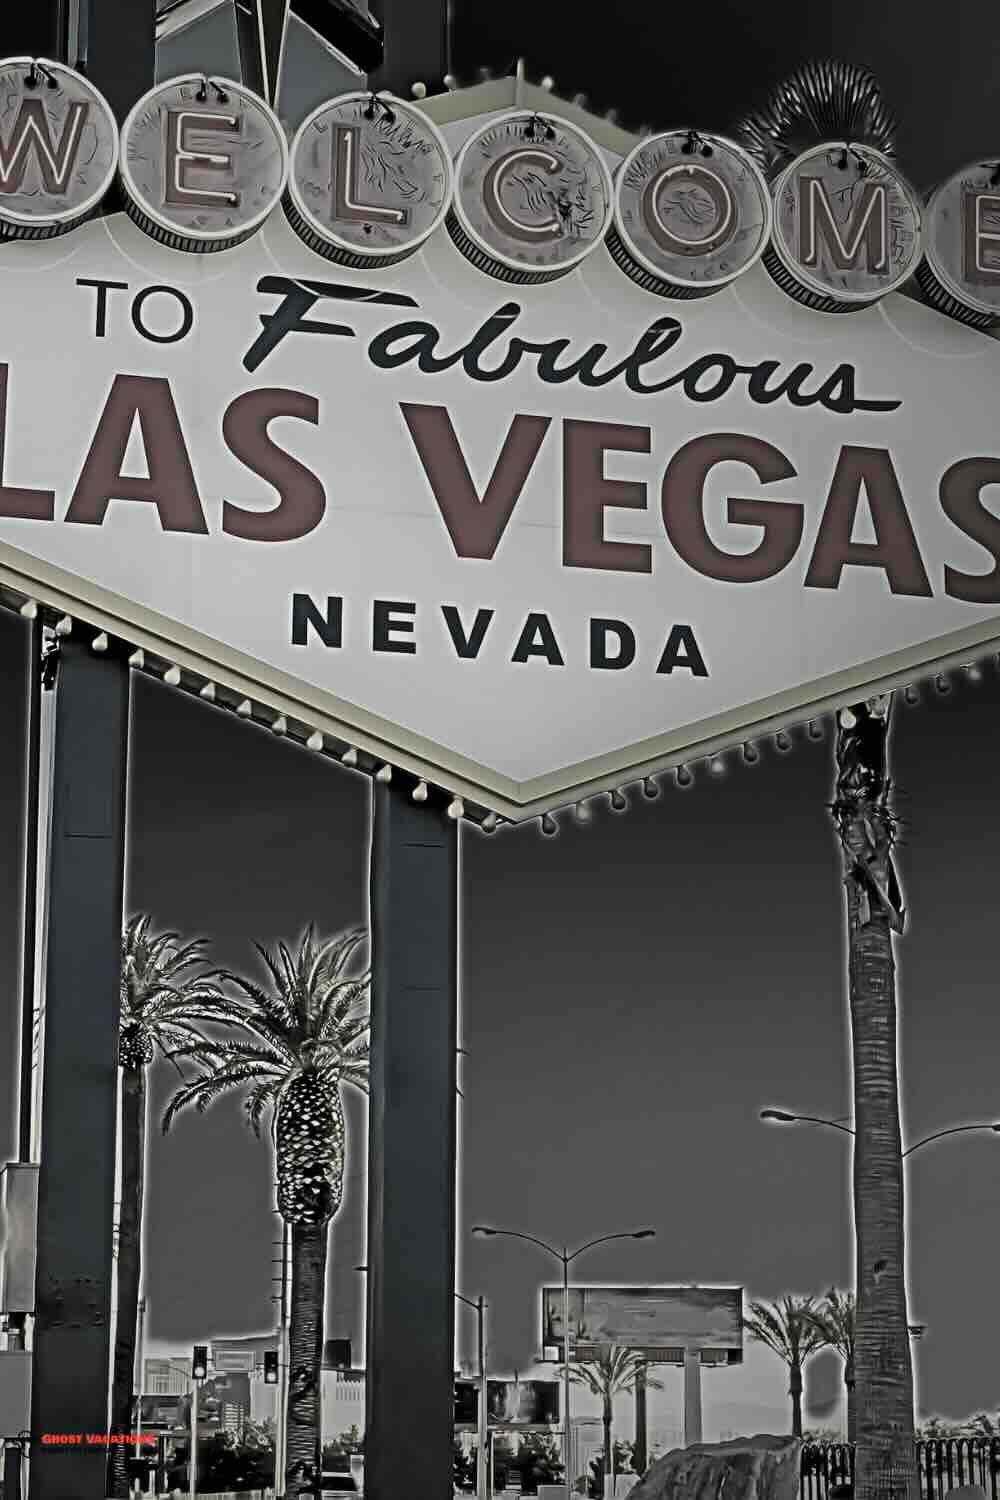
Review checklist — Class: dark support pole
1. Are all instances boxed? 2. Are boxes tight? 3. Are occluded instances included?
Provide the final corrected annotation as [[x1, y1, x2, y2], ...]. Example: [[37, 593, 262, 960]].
[[369, 0, 450, 96], [0, 4, 64, 58], [29, 638, 130, 1500], [80, 0, 156, 126], [633, 1362, 647, 1475], [366, 782, 457, 1500], [3, 1444, 23, 1500], [17, 619, 41, 1164]]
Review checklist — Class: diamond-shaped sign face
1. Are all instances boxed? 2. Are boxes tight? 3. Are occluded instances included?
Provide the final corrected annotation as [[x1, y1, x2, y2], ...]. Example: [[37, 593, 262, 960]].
[[1, 107, 1000, 821]]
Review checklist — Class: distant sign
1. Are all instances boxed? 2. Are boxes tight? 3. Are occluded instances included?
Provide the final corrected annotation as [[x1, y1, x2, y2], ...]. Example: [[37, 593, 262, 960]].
[[454, 1380, 559, 1428], [541, 1286, 743, 1363]]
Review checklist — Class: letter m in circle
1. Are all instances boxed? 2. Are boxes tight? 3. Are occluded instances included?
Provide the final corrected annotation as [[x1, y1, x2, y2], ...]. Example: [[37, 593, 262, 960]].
[[0, 97, 89, 195], [798, 175, 888, 273]]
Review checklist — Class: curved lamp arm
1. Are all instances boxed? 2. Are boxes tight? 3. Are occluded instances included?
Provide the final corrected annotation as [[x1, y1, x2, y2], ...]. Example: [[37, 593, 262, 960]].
[[568, 1230, 655, 1262], [471, 1226, 562, 1264], [902, 1123, 1000, 1159]]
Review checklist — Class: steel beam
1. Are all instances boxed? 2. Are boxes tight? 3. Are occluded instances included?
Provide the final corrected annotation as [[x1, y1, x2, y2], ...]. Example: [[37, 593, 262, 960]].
[[28, 639, 130, 1500], [366, 781, 458, 1500]]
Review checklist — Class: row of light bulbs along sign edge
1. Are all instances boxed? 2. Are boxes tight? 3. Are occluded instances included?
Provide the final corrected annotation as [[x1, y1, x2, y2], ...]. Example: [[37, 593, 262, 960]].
[[0, 56, 997, 322], [4, 593, 994, 836]]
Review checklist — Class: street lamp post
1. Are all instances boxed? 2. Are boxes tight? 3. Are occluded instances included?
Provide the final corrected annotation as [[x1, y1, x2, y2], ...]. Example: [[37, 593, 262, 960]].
[[471, 1227, 655, 1496], [456, 1292, 488, 1499], [759, 1109, 1000, 1159]]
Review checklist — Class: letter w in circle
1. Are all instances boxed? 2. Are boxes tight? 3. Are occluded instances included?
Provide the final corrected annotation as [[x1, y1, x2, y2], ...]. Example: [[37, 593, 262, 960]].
[[0, 97, 89, 195]]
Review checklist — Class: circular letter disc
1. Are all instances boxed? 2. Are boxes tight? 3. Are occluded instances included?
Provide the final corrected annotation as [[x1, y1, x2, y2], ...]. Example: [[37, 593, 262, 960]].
[[609, 130, 772, 299], [766, 142, 923, 312], [119, 74, 288, 253], [448, 109, 613, 283], [0, 57, 118, 239], [916, 160, 1000, 328], [285, 92, 453, 267]]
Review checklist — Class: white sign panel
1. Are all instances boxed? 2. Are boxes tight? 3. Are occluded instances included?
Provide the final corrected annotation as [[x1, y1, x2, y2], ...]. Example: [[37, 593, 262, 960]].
[[1, 120, 1000, 817], [542, 1285, 743, 1352]]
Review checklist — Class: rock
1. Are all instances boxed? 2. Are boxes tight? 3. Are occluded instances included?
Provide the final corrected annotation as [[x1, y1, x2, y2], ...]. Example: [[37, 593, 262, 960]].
[[629, 1434, 802, 1500]]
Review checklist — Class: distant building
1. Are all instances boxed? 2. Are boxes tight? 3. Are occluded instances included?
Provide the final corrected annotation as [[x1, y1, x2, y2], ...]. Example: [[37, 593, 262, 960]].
[[251, 1368, 365, 1440], [144, 1358, 192, 1396]]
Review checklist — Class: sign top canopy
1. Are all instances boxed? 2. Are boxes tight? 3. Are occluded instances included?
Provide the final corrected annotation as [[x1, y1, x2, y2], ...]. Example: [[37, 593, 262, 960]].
[[1, 68, 1000, 824]]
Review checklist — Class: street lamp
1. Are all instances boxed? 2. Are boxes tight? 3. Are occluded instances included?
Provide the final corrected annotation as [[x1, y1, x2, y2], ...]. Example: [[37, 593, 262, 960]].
[[759, 1110, 996, 1425], [470, 1227, 655, 1491], [455, 1292, 489, 1500], [759, 1109, 1000, 1158]]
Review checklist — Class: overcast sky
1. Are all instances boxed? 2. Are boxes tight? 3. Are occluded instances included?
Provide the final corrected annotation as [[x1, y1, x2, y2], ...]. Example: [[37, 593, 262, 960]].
[[2, 0, 1000, 1445]]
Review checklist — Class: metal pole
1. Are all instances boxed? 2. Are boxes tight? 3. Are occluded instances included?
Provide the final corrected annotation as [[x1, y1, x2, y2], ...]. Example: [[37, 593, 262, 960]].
[[563, 1253, 572, 1491], [477, 1297, 488, 1500], [275, 1222, 290, 1499], [189, 1380, 198, 1500], [17, 617, 41, 1164], [134, 1295, 147, 1458], [28, 638, 130, 1500], [366, 782, 458, 1500]]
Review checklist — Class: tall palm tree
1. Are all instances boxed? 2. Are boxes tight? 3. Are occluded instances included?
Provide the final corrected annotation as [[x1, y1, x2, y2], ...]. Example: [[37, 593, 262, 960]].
[[162, 926, 370, 1490], [570, 1347, 661, 1486], [110, 916, 234, 1498], [832, 697, 918, 1500], [805, 1289, 856, 1443], [744, 1296, 829, 1437]]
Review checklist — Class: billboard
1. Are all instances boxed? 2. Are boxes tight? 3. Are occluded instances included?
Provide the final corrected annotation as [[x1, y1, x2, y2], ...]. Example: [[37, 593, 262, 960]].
[[541, 1286, 743, 1364], [454, 1380, 559, 1428], [2, 78, 1000, 821]]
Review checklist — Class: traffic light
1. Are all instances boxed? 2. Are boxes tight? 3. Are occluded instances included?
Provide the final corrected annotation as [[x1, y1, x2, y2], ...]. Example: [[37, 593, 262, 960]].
[[264, 1350, 279, 1385], [192, 1345, 208, 1381]]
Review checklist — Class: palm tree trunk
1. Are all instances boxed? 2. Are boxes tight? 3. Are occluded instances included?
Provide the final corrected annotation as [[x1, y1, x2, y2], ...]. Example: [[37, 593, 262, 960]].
[[603, 1395, 613, 1493], [845, 1355, 856, 1445], [287, 1221, 330, 1485], [109, 1063, 146, 1498], [790, 1360, 803, 1438], [833, 700, 918, 1500]]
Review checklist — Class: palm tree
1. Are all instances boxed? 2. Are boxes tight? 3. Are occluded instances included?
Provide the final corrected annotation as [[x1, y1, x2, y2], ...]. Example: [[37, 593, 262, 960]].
[[570, 1347, 661, 1486], [744, 1296, 829, 1437], [832, 697, 918, 1500], [805, 1289, 856, 1443], [162, 926, 370, 1490], [109, 918, 236, 1496]]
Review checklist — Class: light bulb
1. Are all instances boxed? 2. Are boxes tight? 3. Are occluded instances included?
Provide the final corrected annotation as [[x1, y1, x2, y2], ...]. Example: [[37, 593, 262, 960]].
[[675, 764, 692, 788], [412, 781, 429, 802], [642, 777, 659, 799], [540, 812, 558, 835], [742, 742, 758, 765]]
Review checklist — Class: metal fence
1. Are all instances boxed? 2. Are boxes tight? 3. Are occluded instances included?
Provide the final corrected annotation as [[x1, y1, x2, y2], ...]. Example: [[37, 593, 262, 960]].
[[802, 1440, 1000, 1500]]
